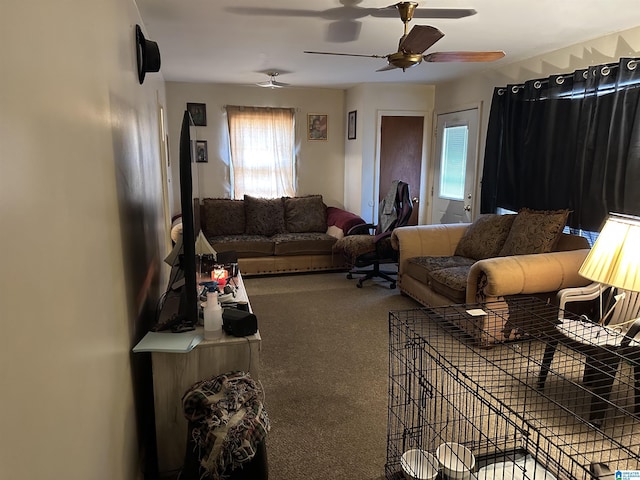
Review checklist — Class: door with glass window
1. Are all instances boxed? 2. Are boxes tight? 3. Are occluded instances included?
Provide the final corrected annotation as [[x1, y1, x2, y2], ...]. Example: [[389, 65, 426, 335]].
[[431, 109, 479, 223]]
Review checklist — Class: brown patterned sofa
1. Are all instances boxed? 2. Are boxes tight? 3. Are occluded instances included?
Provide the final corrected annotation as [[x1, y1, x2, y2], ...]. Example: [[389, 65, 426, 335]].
[[199, 195, 365, 276], [391, 209, 592, 346]]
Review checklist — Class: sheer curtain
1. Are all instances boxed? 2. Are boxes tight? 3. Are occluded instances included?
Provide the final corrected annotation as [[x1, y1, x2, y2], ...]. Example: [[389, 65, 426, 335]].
[[226, 106, 296, 199], [481, 57, 640, 231]]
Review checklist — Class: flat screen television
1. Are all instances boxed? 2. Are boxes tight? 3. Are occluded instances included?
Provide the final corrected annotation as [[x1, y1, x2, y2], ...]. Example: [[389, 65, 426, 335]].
[[178, 109, 200, 325]]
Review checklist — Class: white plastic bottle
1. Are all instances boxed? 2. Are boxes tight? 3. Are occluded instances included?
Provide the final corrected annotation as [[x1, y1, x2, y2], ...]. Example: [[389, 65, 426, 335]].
[[203, 288, 223, 340]]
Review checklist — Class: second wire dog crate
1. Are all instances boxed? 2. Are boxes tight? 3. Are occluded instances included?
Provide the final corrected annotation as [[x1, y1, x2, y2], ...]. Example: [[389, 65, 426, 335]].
[[386, 299, 640, 479]]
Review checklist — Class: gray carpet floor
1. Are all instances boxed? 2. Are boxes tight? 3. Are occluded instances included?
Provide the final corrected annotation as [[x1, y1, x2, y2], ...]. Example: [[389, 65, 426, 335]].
[[243, 271, 420, 480]]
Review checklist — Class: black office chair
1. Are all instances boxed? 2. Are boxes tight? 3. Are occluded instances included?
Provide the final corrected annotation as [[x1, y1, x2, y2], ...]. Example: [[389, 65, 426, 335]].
[[336, 180, 413, 288]]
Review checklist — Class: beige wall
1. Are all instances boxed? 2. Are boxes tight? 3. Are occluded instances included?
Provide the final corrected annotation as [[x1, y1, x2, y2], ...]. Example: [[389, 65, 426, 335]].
[[165, 82, 346, 211], [1, 1, 167, 479], [345, 83, 435, 222], [434, 26, 640, 219]]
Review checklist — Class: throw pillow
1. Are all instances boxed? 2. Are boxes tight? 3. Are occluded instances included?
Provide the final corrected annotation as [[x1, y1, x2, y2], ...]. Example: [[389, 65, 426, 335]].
[[499, 208, 570, 256], [454, 214, 516, 260], [284, 195, 327, 233], [201, 198, 245, 237], [244, 195, 286, 236]]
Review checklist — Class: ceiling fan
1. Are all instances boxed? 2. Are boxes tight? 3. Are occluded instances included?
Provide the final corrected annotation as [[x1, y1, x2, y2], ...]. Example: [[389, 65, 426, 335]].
[[225, 0, 476, 43], [256, 72, 290, 88], [304, 2, 505, 71]]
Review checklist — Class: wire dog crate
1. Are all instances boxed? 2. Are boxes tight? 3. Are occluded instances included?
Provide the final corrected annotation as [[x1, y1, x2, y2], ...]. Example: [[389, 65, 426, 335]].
[[386, 298, 640, 480]]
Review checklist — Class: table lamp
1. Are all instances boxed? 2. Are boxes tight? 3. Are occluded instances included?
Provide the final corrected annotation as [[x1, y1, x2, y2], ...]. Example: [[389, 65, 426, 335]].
[[578, 212, 640, 326]]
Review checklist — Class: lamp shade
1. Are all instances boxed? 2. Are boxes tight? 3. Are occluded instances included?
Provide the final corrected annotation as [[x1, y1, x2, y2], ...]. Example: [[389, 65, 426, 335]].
[[578, 213, 640, 292]]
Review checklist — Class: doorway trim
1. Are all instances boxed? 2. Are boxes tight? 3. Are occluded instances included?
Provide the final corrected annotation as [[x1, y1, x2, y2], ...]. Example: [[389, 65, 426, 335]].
[[428, 102, 483, 225], [374, 109, 431, 224]]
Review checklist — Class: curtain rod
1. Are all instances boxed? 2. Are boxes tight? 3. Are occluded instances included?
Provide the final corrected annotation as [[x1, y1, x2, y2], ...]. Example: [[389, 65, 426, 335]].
[[498, 58, 639, 94], [222, 105, 298, 112]]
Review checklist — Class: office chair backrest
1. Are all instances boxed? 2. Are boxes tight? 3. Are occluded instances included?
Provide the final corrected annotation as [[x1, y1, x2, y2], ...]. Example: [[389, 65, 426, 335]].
[[395, 181, 413, 228]]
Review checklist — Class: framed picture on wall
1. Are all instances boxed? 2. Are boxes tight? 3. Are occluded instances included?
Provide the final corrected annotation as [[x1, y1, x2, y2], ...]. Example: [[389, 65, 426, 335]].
[[195, 140, 208, 163], [187, 102, 207, 126], [307, 114, 328, 141], [348, 110, 357, 140]]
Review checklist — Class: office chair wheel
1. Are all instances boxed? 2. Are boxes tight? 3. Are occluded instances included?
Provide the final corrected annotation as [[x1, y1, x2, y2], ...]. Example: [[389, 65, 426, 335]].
[[346, 272, 353, 279], [390, 282, 396, 289]]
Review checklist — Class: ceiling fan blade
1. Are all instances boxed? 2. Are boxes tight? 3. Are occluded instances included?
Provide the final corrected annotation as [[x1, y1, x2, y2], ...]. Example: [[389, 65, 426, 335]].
[[304, 51, 387, 59], [371, 7, 477, 19], [257, 80, 290, 88], [401, 25, 444, 55], [423, 51, 506, 62], [227, 5, 476, 20]]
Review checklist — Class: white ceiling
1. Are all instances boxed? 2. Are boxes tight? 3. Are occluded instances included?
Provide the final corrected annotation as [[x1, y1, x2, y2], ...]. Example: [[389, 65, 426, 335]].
[[136, 0, 640, 89]]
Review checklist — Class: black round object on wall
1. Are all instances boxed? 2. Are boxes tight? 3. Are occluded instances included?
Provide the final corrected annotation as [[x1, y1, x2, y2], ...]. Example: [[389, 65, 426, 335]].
[[136, 24, 161, 84]]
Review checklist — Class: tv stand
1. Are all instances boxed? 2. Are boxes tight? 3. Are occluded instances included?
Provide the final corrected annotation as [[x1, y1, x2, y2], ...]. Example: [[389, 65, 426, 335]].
[[150, 272, 261, 474]]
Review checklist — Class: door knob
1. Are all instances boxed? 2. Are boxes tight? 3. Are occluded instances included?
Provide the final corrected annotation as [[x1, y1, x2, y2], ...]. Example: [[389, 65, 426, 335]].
[[412, 197, 419, 204], [464, 205, 471, 211]]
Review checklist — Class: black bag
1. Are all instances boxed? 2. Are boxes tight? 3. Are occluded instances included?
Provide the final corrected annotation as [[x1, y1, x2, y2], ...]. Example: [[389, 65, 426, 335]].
[[222, 308, 258, 337]]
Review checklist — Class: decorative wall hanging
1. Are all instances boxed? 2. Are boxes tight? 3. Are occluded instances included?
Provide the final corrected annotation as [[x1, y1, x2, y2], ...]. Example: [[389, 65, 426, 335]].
[[348, 110, 357, 140], [187, 103, 207, 126], [135, 25, 161, 84], [195, 140, 208, 163], [308, 114, 328, 141]]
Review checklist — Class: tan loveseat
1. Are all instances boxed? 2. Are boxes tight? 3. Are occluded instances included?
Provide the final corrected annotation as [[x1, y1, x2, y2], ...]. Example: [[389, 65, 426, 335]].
[[391, 210, 592, 346], [200, 195, 365, 276]]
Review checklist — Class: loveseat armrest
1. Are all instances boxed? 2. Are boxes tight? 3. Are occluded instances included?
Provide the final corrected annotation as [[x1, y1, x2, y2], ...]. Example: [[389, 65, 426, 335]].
[[391, 224, 470, 274], [466, 249, 592, 304]]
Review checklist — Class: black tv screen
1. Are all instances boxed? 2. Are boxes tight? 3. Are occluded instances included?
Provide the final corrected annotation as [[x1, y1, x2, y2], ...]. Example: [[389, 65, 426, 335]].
[[178, 110, 199, 325]]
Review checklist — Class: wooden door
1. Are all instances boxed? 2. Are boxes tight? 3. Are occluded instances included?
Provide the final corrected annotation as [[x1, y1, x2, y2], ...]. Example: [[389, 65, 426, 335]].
[[379, 115, 424, 225]]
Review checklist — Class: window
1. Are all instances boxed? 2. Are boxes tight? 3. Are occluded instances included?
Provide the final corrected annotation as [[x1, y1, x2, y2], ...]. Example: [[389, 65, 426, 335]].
[[439, 125, 468, 200], [226, 106, 295, 199]]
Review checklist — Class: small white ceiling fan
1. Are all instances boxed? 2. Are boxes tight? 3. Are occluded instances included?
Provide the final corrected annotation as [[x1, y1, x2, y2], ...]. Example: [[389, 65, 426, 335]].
[[256, 72, 290, 88]]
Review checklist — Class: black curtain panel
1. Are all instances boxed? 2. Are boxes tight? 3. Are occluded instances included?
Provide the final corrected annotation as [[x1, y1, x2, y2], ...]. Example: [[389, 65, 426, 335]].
[[481, 57, 640, 231]]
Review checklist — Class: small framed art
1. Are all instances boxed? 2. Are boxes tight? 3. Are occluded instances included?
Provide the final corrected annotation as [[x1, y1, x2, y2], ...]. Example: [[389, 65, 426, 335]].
[[308, 114, 328, 141], [348, 110, 357, 140], [195, 140, 208, 163], [187, 102, 207, 126]]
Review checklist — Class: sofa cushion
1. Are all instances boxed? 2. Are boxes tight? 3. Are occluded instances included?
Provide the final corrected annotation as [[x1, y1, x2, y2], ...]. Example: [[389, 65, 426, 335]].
[[405, 256, 476, 284], [284, 195, 327, 233], [272, 232, 337, 256], [201, 198, 246, 236], [428, 266, 471, 304], [333, 235, 376, 264], [244, 195, 286, 236], [454, 214, 516, 260], [499, 208, 570, 256], [208, 235, 275, 258], [554, 232, 590, 252]]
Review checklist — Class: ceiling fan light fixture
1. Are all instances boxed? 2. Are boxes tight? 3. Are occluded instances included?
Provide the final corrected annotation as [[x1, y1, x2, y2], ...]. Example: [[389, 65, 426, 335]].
[[388, 52, 423, 69]]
